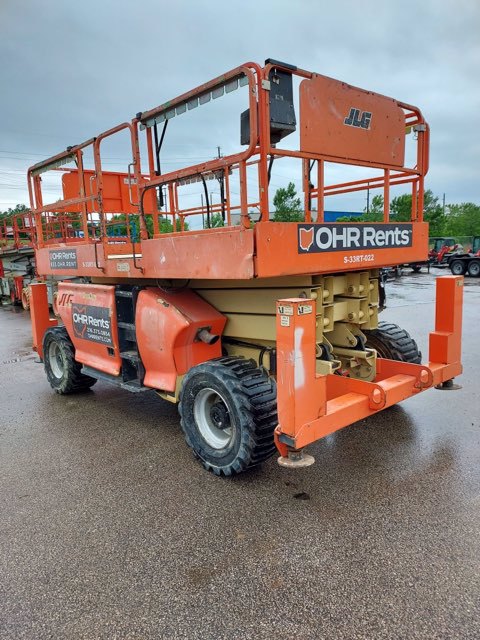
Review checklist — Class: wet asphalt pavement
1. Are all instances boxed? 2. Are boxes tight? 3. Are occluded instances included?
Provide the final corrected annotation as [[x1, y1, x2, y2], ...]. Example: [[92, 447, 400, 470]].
[[0, 270, 479, 640]]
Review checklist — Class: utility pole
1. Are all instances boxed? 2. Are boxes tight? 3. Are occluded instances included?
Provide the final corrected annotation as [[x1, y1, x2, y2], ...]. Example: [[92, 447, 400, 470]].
[[366, 186, 370, 214], [443, 193, 446, 215], [216, 146, 226, 223]]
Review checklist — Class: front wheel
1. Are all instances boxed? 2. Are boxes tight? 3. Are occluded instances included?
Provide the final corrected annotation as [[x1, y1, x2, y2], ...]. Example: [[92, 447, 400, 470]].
[[449, 259, 466, 276], [179, 357, 277, 476], [467, 259, 480, 277], [43, 327, 97, 394], [364, 321, 421, 364]]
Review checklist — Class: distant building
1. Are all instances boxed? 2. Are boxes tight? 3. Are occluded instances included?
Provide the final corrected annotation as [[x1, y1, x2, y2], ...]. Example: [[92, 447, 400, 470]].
[[323, 210, 363, 222], [230, 210, 364, 225]]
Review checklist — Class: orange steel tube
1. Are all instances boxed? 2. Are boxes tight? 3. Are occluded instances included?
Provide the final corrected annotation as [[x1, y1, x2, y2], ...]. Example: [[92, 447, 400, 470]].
[[316, 160, 324, 222], [321, 177, 415, 198], [302, 159, 311, 222], [257, 67, 270, 220], [239, 161, 249, 228], [76, 150, 89, 236], [383, 169, 390, 221], [412, 180, 418, 220]]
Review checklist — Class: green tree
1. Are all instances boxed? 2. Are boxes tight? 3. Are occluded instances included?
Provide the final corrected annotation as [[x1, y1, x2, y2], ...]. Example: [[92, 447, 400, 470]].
[[389, 190, 445, 234], [444, 202, 480, 237], [109, 214, 188, 238], [272, 182, 304, 222], [360, 190, 447, 234], [205, 213, 225, 228], [0, 203, 29, 220], [390, 193, 412, 221], [336, 216, 363, 222], [363, 194, 384, 221]]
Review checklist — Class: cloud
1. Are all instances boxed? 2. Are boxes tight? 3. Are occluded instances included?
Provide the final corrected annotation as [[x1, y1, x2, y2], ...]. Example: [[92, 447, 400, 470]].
[[0, 0, 478, 210]]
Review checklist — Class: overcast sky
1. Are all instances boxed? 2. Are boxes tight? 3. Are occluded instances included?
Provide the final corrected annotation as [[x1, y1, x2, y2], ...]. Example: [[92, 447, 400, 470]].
[[0, 0, 479, 214]]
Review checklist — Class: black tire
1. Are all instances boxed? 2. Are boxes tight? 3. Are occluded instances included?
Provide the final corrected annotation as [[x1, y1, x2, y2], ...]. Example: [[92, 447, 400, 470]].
[[43, 327, 97, 394], [450, 259, 466, 276], [179, 357, 277, 476], [411, 265, 421, 273], [364, 321, 421, 364], [467, 259, 480, 277]]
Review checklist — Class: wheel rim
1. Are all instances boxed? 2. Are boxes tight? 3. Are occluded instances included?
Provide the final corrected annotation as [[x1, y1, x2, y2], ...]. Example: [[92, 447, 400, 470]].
[[193, 387, 233, 449], [451, 261, 463, 275], [48, 341, 65, 379], [469, 262, 480, 276]]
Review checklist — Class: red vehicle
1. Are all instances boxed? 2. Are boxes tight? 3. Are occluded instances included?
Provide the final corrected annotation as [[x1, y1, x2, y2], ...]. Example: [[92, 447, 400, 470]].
[[428, 237, 457, 266]]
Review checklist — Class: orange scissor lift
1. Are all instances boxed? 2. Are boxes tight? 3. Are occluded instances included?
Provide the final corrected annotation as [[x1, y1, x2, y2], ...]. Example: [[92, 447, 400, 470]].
[[0, 213, 36, 306], [27, 59, 462, 474]]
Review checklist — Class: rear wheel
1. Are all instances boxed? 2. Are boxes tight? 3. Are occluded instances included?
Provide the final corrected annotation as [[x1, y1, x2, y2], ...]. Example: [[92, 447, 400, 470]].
[[179, 357, 277, 476], [364, 321, 421, 364], [43, 327, 97, 394], [450, 259, 466, 276], [467, 259, 480, 277], [21, 287, 30, 310]]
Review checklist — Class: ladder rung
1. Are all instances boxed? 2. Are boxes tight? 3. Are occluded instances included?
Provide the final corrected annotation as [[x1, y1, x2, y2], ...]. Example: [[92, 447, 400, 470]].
[[120, 350, 140, 362], [117, 321, 135, 330]]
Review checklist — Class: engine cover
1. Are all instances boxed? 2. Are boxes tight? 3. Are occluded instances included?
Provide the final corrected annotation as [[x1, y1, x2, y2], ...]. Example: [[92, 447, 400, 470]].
[[136, 288, 226, 391]]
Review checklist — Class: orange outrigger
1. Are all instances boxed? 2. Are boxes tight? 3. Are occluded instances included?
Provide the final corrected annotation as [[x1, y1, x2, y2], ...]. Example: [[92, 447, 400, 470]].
[[25, 59, 462, 474]]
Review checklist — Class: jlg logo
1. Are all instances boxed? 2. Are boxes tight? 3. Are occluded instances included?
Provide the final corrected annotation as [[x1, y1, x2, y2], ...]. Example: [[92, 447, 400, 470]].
[[344, 107, 372, 130], [57, 293, 73, 307]]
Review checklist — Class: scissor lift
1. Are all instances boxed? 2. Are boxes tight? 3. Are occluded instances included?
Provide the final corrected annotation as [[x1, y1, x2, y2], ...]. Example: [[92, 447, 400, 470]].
[[0, 213, 35, 306], [27, 59, 463, 475]]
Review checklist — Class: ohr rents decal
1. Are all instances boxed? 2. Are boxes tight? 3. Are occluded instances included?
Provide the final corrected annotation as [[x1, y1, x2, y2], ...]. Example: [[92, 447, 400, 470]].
[[298, 223, 413, 253]]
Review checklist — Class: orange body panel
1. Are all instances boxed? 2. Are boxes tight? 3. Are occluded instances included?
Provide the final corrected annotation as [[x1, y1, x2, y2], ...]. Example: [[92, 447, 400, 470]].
[[33, 222, 429, 280], [61, 170, 157, 214], [140, 228, 255, 280], [136, 288, 226, 391], [29, 283, 58, 358], [34, 228, 255, 280], [300, 75, 405, 167], [57, 283, 121, 376]]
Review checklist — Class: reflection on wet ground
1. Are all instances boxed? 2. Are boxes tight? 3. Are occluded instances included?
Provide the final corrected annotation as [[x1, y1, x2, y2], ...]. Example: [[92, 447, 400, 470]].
[[384, 267, 480, 307]]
